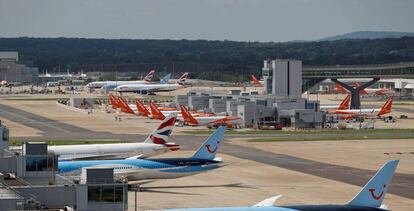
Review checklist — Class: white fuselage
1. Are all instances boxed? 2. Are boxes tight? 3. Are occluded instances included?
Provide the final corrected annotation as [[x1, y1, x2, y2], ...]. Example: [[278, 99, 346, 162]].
[[49, 142, 168, 160], [333, 108, 381, 115], [320, 105, 340, 110], [87, 80, 148, 88], [190, 116, 241, 125], [114, 83, 182, 93]]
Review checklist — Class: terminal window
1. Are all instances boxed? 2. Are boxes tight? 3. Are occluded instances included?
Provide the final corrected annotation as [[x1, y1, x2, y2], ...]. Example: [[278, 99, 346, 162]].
[[88, 185, 124, 203], [25, 157, 55, 171]]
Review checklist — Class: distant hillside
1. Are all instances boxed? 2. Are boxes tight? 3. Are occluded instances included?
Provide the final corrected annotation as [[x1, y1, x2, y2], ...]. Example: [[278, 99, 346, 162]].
[[321, 31, 414, 41], [0, 37, 414, 82]]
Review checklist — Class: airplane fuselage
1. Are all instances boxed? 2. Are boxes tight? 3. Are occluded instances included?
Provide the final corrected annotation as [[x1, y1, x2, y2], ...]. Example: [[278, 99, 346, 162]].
[[87, 80, 148, 89], [114, 83, 183, 93], [58, 158, 222, 181], [49, 142, 169, 160], [333, 108, 381, 115], [165, 205, 387, 211]]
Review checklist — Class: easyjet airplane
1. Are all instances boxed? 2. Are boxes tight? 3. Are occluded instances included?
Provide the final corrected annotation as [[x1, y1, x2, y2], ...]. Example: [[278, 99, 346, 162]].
[[180, 105, 241, 127], [109, 94, 178, 115], [335, 83, 392, 95], [332, 97, 393, 117], [354, 82, 393, 95], [251, 75, 264, 86], [320, 95, 351, 110]]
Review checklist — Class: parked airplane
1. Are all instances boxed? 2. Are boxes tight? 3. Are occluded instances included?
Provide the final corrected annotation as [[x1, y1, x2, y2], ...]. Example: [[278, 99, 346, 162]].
[[0, 80, 9, 87], [251, 75, 264, 86], [58, 126, 226, 181], [101, 73, 172, 91], [331, 97, 393, 117], [354, 82, 392, 95], [113, 72, 188, 94], [136, 99, 214, 121], [335, 83, 392, 95], [49, 113, 179, 160], [164, 160, 399, 211], [180, 105, 241, 127], [86, 69, 155, 89], [320, 95, 351, 110]]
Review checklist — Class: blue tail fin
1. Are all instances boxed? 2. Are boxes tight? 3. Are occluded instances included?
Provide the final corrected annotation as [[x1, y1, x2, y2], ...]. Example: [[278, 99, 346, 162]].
[[192, 126, 226, 160], [347, 160, 399, 208], [160, 73, 171, 84]]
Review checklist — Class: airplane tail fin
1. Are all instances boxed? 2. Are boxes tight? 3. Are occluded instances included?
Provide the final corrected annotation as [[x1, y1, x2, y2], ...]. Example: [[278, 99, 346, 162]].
[[109, 94, 119, 109], [355, 82, 368, 94], [335, 84, 348, 94], [117, 97, 135, 114], [176, 72, 189, 86], [149, 102, 166, 120], [250, 75, 261, 86], [160, 73, 171, 84], [338, 95, 351, 110], [144, 113, 179, 150], [377, 97, 393, 116], [347, 160, 399, 208], [143, 69, 155, 82], [191, 126, 226, 160], [180, 105, 199, 125], [135, 99, 150, 117]]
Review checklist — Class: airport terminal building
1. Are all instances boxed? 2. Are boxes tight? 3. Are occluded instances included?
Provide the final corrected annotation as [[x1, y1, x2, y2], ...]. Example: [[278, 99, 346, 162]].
[[0, 52, 39, 84], [176, 59, 324, 128]]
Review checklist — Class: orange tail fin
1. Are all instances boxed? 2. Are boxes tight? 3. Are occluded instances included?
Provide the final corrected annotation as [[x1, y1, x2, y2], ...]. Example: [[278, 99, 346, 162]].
[[135, 99, 150, 117], [335, 84, 348, 94], [355, 82, 368, 94], [149, 102, 166, 120], [109, 94, 119, 109], [377, 97, 393, 116], [117, 97, 135, 114], [179, 105, 199, 125], [338, 95, 351, 110], [250, 75, 261, 86]]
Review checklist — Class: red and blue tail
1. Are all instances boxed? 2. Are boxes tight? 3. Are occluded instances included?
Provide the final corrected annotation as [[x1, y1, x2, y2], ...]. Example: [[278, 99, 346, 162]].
[[144, 113, 179, 151]]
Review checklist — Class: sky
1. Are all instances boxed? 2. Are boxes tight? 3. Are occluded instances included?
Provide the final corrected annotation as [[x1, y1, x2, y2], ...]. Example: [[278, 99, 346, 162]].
[[0, 0, 413, 42]]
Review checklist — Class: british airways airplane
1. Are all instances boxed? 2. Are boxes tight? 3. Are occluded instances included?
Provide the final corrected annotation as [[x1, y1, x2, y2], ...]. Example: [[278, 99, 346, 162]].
[[58, 126, 226, 181], [165, 160, 399, 211], [49, 113, 179, 160]]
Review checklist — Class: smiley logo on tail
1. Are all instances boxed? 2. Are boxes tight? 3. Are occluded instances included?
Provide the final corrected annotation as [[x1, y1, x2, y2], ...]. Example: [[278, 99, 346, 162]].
[[369, 184, 386, 200], [205, 141, 220, 154]]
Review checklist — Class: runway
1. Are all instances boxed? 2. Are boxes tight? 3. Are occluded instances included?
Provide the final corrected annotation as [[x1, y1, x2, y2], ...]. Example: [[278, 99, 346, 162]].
[[0, 103, 413, 200]]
